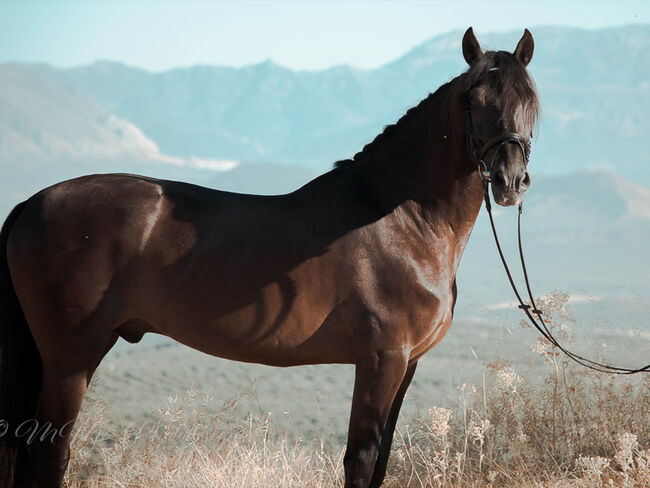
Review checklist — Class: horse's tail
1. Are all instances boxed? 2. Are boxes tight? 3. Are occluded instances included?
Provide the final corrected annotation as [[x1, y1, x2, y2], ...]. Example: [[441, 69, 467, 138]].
[[0, 201, 42, 487]]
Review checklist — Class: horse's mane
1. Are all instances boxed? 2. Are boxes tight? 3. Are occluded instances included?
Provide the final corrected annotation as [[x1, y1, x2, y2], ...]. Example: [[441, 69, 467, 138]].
[[333, 83, 453, 169], [334, 50, 539, 169]]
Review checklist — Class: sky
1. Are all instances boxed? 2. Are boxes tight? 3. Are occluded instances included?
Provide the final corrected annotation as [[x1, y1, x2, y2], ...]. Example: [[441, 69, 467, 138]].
[[1, 0, 649, 72]]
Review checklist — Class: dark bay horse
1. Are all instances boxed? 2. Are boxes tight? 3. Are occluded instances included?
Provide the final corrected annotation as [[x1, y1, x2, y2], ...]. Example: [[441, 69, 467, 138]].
[[0, 28, 538, 488]]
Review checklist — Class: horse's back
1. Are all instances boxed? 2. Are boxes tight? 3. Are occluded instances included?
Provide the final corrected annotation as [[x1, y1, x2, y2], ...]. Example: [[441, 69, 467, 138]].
[[7, 172, 254, 258]]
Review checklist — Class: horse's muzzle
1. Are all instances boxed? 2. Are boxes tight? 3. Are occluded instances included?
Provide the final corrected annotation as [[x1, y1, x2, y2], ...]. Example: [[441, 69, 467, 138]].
[[490, 165, 530, 206]]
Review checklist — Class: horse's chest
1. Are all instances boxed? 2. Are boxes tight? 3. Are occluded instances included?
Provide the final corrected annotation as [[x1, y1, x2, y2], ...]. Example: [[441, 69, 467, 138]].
[[354, 239, 455, 343], [394, 252, 458, 355]]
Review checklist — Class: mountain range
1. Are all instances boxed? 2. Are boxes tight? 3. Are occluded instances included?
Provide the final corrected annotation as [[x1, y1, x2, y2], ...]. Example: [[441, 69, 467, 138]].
[[1, 25, 649, 184]]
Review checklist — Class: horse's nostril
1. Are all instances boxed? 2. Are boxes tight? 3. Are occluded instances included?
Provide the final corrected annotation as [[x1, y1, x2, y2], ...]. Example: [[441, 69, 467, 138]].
[[492, 172, 505, 187], [522, 171, 531, 188]]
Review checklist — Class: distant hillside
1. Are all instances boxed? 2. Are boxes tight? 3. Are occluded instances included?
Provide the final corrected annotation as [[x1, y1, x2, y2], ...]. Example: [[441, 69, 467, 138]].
[[0, 64, 162, 164], [458, 170, 650, 317], [1, 25, 648, 184]]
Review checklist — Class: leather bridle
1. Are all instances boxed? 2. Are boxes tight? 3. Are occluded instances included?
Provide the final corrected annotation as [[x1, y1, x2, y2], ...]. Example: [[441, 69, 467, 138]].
[[466, 103, 531, 184], [467, 105, 650, 375]]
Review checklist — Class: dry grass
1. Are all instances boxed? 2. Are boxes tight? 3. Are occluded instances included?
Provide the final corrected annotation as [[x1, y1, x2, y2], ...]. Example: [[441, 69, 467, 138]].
[[68, 386, 345, 488], [66, 292, 650, 487]]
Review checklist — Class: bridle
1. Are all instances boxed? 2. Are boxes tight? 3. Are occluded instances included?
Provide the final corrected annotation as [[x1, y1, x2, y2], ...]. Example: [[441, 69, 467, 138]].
[[467, 104, 650, 375], [466, 103, 531, 184]]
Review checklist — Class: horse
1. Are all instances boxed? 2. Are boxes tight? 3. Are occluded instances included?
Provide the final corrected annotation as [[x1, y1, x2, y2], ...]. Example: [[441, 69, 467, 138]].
[[0, 27, 538, 488]]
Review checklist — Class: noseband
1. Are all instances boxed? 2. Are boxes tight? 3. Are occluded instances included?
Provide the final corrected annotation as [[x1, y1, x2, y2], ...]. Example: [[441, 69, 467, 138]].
[[466, 105, 531, 183]]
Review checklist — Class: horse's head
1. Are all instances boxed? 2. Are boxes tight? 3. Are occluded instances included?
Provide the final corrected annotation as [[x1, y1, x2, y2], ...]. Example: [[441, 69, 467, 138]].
[[462, 28, 539, 207]]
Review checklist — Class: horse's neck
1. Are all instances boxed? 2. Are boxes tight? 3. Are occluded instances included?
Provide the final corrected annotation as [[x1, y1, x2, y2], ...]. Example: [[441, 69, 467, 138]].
[[359, 89, 484, 267]]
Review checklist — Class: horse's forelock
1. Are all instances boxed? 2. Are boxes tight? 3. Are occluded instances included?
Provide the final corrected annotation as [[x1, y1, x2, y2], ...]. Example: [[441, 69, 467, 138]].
[[462, 51, 540, 136]]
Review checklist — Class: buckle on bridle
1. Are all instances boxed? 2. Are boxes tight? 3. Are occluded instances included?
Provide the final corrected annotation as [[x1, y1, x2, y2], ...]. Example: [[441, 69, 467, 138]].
[[478, 160, 491, 183]]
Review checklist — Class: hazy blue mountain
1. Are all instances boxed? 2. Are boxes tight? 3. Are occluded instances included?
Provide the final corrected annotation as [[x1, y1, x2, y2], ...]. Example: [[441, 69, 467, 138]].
[[1, 25, 648, 185], [0, 63, 165, 164], [458, 170, 650, 312], [1, 26, 648, 432]]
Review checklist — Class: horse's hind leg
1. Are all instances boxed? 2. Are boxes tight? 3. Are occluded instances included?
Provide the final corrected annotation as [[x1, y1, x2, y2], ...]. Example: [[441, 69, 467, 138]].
[[27, 325, 117, 488], [28, 335, 116, 488], [344, 351, 408, 488], [29, 369, 89, 488], [369, 361, 417, 488]]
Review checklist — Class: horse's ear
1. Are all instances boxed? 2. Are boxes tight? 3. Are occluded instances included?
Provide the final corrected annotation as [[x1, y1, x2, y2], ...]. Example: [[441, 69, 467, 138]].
[[514, 29, 534, 67], [462, 27, 482, 66]]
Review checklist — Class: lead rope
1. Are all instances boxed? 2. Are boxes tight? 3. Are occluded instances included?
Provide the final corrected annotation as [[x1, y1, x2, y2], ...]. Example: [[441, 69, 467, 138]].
[[482, 180, 650, 374]]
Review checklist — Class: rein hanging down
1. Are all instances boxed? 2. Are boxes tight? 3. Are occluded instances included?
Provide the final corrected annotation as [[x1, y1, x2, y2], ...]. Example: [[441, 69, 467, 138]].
[[468, 111, 650, 375]]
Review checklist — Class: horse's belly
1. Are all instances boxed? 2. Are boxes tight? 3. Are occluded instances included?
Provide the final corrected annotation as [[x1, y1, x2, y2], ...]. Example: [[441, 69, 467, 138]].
[[140, 278, 354, 366]]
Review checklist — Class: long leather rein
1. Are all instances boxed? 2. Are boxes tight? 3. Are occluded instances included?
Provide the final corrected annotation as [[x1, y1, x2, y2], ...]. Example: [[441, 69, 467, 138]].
[[467, 109, 650, 374]]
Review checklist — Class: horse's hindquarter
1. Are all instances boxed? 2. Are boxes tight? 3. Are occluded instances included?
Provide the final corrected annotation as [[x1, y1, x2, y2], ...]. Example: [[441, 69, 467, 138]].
[[7, 174, 178, 359]]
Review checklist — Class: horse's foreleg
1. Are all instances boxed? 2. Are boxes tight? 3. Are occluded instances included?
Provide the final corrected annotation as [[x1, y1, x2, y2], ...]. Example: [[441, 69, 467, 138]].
[[344, 351, 408, 488], [369, 360, 417, 488]]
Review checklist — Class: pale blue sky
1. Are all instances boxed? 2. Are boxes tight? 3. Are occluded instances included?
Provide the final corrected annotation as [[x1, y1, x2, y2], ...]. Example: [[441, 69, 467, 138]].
[[1, 1, 649, 71]]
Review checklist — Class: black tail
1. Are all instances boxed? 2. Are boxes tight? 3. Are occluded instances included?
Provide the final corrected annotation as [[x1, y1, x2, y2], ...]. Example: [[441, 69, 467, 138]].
[[0, 202, 42, 487]]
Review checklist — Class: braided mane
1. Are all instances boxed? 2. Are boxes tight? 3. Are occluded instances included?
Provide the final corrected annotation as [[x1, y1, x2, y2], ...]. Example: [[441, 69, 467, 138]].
[[333, 50, 539, 169]]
